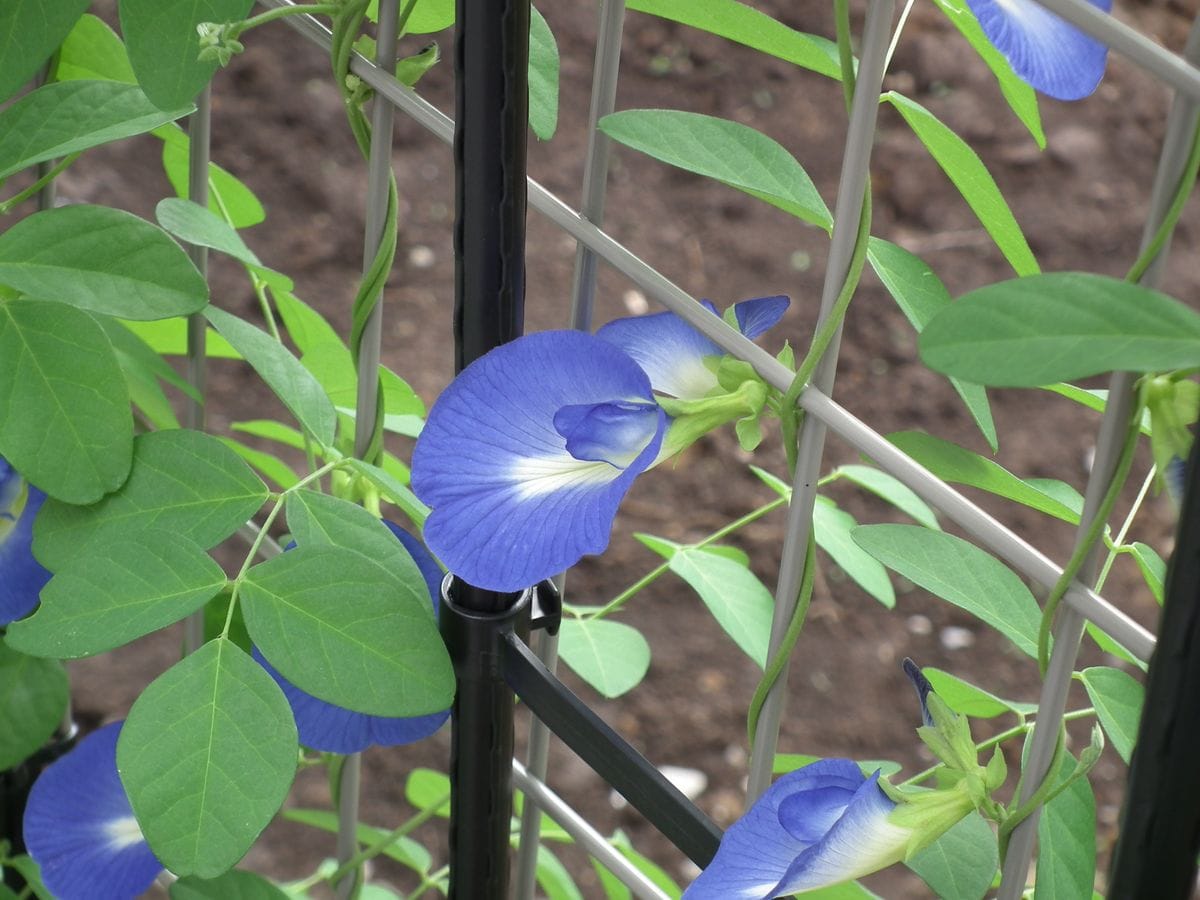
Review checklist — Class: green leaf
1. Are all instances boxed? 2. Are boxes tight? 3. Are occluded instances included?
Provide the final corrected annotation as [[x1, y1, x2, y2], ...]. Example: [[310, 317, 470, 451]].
[[1079, 666, 1143, 764], [99, 316, 199, 430], [345, 457, 430, 527], [600, 109, 832, 231], [920, 273, 1200, 387], [837, 463, 940, 529], [218, 438, 299, 490], [368, 0, 454, 34], [907, 811, 997, 900], [54, 14, 138, 83], [231, 419, 308, 451], [0, 299, 132, 504], [282, 809, 432, 874], [155, 198, 261, 266], [0, 644, 68, 770], [0, 857, 51, 900], [557, 617, 651, 699], [851, 524, 1042, 657], [273, 290, 342, 356], [170, 870, 290, 900], [158, 124, 266, 228], [887, 431, 1080, 523], [927, 0, 1044, 147], [118, 639, 297, 877], [33, 428, 267, 570], [601, 832, 683, 899], [625, 0, 841, 79], [0, 80, 190, 179], [866, 238, 996, 450], [536, 845, 584, 900], [883, 92, 1037, 277], [529, 7, 559, 140], [813, 496, 896, 607], [204, 306, 337, 446], [404, 767, 452, 814], [1036, 753, 1096, 899], [1129, 541, 1165, 605], [0, 0, 90, 102], [239, 545, 454, 716], [6, 533, 225, 658], [773, 753, 902, 779], [0, 206, 208, 320], [119, 0, 255, 110], [123, 316, 241, 359], [923, 667, 1036, 719]]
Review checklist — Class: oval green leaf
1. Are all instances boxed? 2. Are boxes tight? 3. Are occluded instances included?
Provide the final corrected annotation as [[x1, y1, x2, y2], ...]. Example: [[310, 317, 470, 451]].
[[1036, 753, 1096, 900], [170, 869, 291, 900], [54, 14, 138, 84], [923, 667, 1036, 719], [0, 0, 90, 102], [0, 206, 208, 320], [119, 640, 296, 877], [558, 617, 651, 699], [0, 299, 132, 504], [529, 7, 559, 141], [907, 811, 997, 900], [837, 463, 941, 530], [155, 198, 261, 266], [920, 272, 1200, 387], [667, 545, 773, 667], [1079, 666, 1143, 764], [6, 533, 225, 659], [813, 496, 895, 608], [0, 644, 69, 770], [239, 545, 453, 717], [33, 428, 267, 570]]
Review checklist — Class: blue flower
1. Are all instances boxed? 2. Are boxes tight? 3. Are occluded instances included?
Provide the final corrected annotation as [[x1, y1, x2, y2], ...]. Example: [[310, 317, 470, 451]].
[[253, 523, 450, 753], [966, 0, 1111, 100], [683, 759, 913, 898], [596, 296, 788, 399], [412, 330, 666, 593], [0, 456, 51, 626], [23, 722, 164, 900]]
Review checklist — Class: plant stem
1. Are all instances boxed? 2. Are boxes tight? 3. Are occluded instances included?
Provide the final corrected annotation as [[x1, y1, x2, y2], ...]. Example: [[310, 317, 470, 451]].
[[230, 3, 342, 39], [0, 153, 80, 213], [1125, 121, 1200, 284], [833, 0, 857, 111], [326, 791, 451, 884], [1094, 465, 1156, 594]]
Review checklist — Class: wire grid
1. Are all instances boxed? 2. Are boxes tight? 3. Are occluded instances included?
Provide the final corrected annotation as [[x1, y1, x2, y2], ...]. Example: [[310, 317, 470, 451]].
[[205, 0, 1200, 895]]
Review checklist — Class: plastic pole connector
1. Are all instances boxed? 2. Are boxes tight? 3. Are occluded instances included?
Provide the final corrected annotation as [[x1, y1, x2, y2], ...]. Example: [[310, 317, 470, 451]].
[[1107, 436, 1200, 898], [441, 576, 532, 900]]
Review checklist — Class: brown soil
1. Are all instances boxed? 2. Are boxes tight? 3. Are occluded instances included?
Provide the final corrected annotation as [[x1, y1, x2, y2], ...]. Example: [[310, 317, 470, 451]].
[[54, 0, 1197, 897]]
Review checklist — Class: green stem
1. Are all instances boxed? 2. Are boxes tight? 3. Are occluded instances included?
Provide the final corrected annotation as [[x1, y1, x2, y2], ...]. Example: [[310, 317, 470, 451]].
[[1093, 465, 1155, 594], [583, 497, 787, 620], [0, 153, 80, 213], [326, 792, 450, 884], [833, 0, 857, 111], [1125, 121, 1200, 284], [230, 3, 342, 38]]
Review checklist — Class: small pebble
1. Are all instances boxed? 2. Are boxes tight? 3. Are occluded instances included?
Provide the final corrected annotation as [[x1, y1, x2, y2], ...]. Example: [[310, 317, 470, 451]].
[[408, 245, 435, 269], [940, 626, 975, 650], [907, 614, 933, 636], [623, 289, 649, 314]]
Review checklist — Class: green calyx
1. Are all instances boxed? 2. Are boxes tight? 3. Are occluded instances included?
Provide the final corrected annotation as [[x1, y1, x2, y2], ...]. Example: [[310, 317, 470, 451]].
[[657, 377, 769, 457], [1144, 374, 1198, 485], [882, 778, 976, 860]]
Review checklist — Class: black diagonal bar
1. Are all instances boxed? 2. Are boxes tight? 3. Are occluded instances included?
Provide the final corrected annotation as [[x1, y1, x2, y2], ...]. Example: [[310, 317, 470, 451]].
[[445, 0, 530, 896], [1107, 438, 1200, 897], [503, 630, 724, 867]]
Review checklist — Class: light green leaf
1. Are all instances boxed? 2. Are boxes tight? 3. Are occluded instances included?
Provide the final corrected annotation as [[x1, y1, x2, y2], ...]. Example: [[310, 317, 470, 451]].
[[813, 496, 896, 607], [123, 316, 240, 359], [883, 92, 1037, 277], [837, 463, 940, 529], [6, 533, 224, 658], [558, 617, 651, 699], [345, 457, 430, 527], [625, 0, 840, 79], [155, 198, 261, 266], [1036, 753, 1096, 899], [99, 316, 200, 429], [404, 767, 452, 814], [600, 109, 831, 231], [867, 237, 996, 449], [920, 273, 1200, 387], [1079, 667, 1143, 764], [273, 290, 342, 356], [927, 0, 1044, 147], [54, 14, 137, 83], [282, 809, 432, 874], [773, 754, 902, 779], [239, 545, 454, 716], [907, 811, 997, 900], [1023, 479, 1084, 518], [924, 667, 1036, 719], [158, 124, 266, 229], [119, 0, 255, 110], [118, 639, 297, 877], [1, 857, 50, 900], [852, 524, 1042, 657], [1129, 541, 1165, 605], [33, 428, 267, 570], [204, 306, 337, 446], [602, 832, 683, 899], [0, 644, 69, 770], [799, 883, 883, 899], [0, 205, 208, 320], [218, 438, 299, 490], [0, 80, 190, 179], [529, 7, 559, 140], [0, 0, 90, 102], [0, 299, 132, 504], [170, 869, 290, 900], [368, 0, 453, 33], [231, 419, 308, 451], [887, 431, 1080, 523], [537, 845, 584, 900]]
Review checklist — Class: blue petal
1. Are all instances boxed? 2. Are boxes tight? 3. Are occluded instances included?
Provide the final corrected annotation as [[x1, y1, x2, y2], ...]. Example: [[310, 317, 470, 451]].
[[682, 759, 866, 900], [24, 722, 163, 900], [554, 401, 663, 467], [412, 331, 666, 592], [903, 658, 936, 727], [733, 295, 789, 341], [1166, 455, 1187, 506], [255, 522, 449, 753], [966, 0, 1111, 100], [0, 457, 51, 626]]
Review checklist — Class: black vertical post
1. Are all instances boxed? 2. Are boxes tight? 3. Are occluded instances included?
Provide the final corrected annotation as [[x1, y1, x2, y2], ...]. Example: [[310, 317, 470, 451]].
[[445, 0, 531, 896], [1107, 438, 1200, 897]]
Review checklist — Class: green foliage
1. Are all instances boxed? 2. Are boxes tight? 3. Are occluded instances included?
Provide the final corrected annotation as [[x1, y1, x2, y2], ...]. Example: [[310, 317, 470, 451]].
[[155, 198, 262, 267], [558, 617, 652, 699], [529, 7, 559, 141], [0, 645, 68, 771], [907, 812, 997, 900], [283, 809, 434, 875], [170, 870, 291, 900], [1035, 753, 1097, 899], [813, 496, 896, 608], [0, 0, 90, 102], [923, 668, 1036, 719], [1079, 667, 1144, 764], [836, 464, 941, 530], [54, 14, 137, 83]]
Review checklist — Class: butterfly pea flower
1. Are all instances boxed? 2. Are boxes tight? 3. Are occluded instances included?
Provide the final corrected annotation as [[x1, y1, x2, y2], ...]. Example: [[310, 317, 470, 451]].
[[412, 330, 666, 593], [253, 523, 450, 753], [965, 0, 1111, 100], [0, 456, 51, 626], [23, 721, 164, 900]]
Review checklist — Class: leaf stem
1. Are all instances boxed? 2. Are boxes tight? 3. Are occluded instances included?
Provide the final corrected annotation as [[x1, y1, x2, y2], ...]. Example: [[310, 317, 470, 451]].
[[1094, 464, 1156, 594], [0, 153, 80, 214], [229, 3, 342, 38], [326, 791, 451, 884], [1125, 120, 1200, 284]]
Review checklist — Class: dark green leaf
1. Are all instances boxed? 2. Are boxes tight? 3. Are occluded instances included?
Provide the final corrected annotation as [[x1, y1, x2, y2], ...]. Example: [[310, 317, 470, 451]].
[[0, 644, 69, 770], [557, 617, 651, 698], [170, 870, 290, 900], [1036, 753, 1096, 899], [0, 0, 90, 102], [907, 811, 997, 900]]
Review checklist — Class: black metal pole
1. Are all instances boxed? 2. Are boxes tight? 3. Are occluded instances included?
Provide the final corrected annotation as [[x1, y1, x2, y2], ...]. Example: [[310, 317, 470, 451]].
[[446, 0, 531, 896], [1107, 437, 1200, 897]]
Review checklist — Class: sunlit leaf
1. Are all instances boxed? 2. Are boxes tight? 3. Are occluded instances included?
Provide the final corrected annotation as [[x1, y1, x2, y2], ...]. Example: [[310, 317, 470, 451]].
[[558, 617, 651, 699]]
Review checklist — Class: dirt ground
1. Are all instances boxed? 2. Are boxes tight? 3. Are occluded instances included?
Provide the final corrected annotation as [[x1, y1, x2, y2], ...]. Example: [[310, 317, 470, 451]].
[[52, 0, 1200, 896]]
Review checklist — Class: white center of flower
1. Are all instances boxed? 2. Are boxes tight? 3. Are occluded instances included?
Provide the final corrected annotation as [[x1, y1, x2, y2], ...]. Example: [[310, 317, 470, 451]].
[[509, 455, 621, 498], [104, 815, 146, 851]]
